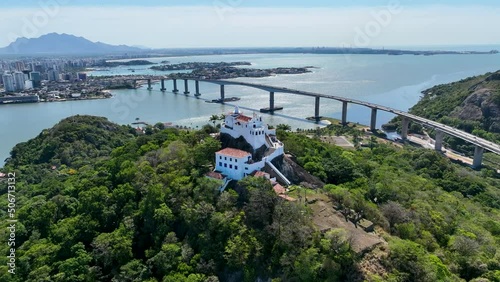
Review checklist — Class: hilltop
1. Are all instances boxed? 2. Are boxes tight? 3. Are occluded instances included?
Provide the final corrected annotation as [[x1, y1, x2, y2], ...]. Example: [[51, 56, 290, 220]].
[[0, 116, 499, 281], [411, 70, 500, 135]]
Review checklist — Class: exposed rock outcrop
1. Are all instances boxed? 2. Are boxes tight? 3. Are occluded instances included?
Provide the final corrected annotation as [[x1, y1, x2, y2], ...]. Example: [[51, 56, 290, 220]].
[[219, 133, 267, 161], [270, 155, 325, 188], [486, 72, 500, 81], [451, 88, 500, 133]]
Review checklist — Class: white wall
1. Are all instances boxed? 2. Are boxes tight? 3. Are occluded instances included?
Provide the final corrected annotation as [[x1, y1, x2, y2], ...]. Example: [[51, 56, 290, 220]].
[[215, 153, 249, 180]]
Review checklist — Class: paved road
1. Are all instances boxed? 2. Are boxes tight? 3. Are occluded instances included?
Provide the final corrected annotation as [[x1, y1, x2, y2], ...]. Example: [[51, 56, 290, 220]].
[[408, 135, 474, 165]]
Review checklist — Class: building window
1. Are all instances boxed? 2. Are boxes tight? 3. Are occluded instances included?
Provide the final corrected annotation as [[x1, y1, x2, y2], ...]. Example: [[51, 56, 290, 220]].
[[235, 159, 238, 163], [230, 158, 232, 162], [229, 165, 233, 169], [219, 162, 222, 166], [219, 156, 222, 159], [224, 163, 227, 168], [245, 167, 249, 170], [225, 157, 227, 160], [235, 166, 238, 170]]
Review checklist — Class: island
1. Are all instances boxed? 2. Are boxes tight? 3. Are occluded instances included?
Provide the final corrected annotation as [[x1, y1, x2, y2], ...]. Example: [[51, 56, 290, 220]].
[[93, 59, 155, 67], [151, 61, 313, 80], [150, 61, 252, 71]]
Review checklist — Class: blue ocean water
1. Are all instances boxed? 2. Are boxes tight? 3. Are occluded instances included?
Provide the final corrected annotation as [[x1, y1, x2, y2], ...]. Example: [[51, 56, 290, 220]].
[[1, 52, 499, 165]]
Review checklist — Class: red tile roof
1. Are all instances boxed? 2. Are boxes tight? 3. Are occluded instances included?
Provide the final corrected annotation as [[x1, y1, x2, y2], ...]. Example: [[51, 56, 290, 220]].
[[206, 171, 224, 180], [273, 184, 296, 201], [236, 114, 253, 122], [273, 184, 287, 195], [254, 171, 270, 178], [217, 148, 251, 158], [279, 194, 297, 202]]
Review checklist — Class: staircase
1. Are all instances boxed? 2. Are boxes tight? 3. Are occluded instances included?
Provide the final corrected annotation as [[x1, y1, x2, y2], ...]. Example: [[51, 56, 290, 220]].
[[265, 160, 291, 186], [219, 178, 232, 192]]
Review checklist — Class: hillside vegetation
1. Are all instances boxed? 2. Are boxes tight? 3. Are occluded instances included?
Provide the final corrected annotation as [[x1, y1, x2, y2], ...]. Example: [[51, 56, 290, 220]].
[[387, 70, 500, 159], [0, 116, 499, 282]]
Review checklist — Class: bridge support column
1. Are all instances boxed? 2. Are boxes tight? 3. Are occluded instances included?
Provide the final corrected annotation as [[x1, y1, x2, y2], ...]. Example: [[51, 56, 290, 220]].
[[342, 101, 348, 126], [160, 79, 166, 91], [370, 108, 377, 131], [314, 97, 320, 121], [184, 79, 190, 94], [472, 146, 484, 169], [133, 80, 137, 89], [194, 80, 201, 96], [434, 130, 444, 151], [401, 117, 410, 140], [147, 79, 152, 90], [220, 85, 225, 102], [172, 79, 179, 93], [260, 91, 284, 113], [270, 91, 275, 111]]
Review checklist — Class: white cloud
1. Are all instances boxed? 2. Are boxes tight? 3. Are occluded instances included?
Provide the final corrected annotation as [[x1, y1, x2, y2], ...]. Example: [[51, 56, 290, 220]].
[[0, 5, 499, 48]]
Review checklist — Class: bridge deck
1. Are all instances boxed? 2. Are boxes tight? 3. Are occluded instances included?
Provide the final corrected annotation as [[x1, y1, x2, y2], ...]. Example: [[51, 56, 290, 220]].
[[110, 76, 500, 155], [200, 79, 500, 155]]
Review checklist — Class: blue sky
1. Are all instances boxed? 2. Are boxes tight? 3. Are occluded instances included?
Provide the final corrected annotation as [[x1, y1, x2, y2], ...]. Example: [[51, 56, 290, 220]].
[[2, 0, 500, 7], [0, 1, 499, 48]]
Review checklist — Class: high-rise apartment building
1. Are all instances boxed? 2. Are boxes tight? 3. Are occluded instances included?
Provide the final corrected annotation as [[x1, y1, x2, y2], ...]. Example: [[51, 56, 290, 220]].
[[2, 74, 15, 92]]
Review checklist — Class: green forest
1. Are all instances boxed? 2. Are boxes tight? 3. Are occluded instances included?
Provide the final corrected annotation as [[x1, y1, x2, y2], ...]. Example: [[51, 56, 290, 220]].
[[0, 115, 499, 282]]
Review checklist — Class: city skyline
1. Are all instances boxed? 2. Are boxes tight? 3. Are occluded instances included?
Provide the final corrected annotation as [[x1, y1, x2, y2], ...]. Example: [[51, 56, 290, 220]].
[[0, 1, 499, 49]]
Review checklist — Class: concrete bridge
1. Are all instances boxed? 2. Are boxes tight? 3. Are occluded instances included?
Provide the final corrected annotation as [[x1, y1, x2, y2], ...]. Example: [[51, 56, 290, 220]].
[[129, 77, 500, 168]]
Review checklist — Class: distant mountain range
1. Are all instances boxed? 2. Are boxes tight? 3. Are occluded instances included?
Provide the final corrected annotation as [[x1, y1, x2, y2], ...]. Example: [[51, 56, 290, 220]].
[[0, 33, 145, 55]]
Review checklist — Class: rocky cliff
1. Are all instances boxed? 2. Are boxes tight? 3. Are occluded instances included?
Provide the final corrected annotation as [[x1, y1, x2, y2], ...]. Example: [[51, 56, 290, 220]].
[[451, 88, 500, 133]]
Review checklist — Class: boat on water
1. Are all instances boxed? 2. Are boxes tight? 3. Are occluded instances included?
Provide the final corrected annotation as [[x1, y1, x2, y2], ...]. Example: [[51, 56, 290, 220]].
[[205, 97, 241, 103]]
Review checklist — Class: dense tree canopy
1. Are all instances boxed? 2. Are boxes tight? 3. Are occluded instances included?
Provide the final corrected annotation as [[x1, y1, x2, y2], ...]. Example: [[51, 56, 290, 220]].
[[0, 115, 498, 281]]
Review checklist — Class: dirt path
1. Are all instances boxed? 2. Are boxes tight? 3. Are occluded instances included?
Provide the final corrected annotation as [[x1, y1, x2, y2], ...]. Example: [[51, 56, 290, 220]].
[[309, 198, 385, 254]]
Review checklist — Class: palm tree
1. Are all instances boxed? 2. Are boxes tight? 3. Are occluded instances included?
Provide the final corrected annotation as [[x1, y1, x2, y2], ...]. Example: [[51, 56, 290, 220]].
[[277, 124, 292, 131], [209, 114, 219, 126]]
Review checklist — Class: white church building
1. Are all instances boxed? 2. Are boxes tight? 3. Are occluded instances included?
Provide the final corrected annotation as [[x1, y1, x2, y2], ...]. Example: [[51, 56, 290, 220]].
[[214, 106, 288, 183]]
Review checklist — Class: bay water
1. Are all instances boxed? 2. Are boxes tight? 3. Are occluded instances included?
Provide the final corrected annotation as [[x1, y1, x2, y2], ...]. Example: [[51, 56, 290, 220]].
[[1, 52, 499, 165]]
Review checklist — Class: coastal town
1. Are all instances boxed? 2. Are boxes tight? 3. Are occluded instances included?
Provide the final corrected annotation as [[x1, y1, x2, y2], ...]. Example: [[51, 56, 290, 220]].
[[0, 56, 131, 104], [0, 57, 314, 104]]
